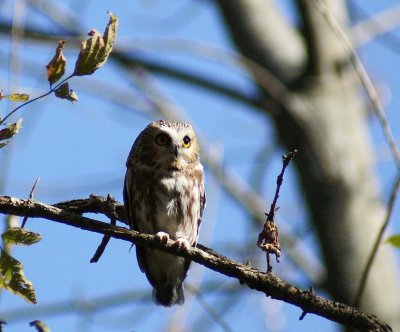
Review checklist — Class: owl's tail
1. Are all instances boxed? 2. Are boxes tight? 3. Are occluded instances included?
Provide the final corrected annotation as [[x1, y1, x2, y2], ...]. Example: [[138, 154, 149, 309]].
[[153, 284, 184, 306]]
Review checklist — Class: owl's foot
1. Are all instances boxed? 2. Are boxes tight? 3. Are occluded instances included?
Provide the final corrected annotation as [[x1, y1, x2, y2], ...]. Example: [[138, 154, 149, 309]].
[[173, 238, 191, 251], [155, 232, 170, 244]]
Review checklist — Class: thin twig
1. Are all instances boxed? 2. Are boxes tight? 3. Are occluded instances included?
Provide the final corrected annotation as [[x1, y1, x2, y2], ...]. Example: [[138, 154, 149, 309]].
[[312, 0, 400, 167], [0, 74, 74, 125], [89, 219, 114, 263], [186, 284, 233, 332], [257, 150, 298, 272], [352, 3, 400, 48], [267, 150, 298, 222], [21, 177, 40, 228], [353, 172, 400, 307], [2, 288, 151, 322], [90, 194, 117, 263]]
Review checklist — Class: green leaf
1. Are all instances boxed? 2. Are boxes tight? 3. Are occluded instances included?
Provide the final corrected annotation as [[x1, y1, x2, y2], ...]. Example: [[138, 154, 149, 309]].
[[54, 82, 78, 103], [30, 320, 50, 332], [2, 227, 42, 246], [4, 94, 30, 102], [386, 234, 400, 248], [45, 40, 67, 85], [73, 12, 118, 76], [0, 118, 23, 149], [0, 250, 37, 304]]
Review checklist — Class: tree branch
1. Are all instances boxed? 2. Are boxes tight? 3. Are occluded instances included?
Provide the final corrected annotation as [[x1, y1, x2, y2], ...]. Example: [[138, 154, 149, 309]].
[[0, 195, 392, 332], [0, 21, 262, 111]]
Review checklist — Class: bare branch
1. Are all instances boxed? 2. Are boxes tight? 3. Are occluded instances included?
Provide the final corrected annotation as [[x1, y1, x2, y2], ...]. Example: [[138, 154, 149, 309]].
[[0, 195, 392, 332], [352, 4, 400, 48], [311, 0, 400, 167], [354, 172, 400, 307]]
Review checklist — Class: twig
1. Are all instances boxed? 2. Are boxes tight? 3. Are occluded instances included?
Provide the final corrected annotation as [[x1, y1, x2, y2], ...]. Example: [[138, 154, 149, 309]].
[[0, 195, 391, 331], [312, 0, 400, 167], [257, 150, 298, 272], [352, 3, 400, 49], [0, 74, 74, 125], [90, 194, 117, 263], [353, 172, 400, 307], [299, 286, 315, 320], [2, 281, 236, 323], [2, 288, 151, 322], [186, 285, 233, 332], [21, 177, 40, 228]]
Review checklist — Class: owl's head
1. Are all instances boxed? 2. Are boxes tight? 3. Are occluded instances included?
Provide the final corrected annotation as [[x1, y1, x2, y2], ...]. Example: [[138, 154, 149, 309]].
[[128, 120, 200, 171]]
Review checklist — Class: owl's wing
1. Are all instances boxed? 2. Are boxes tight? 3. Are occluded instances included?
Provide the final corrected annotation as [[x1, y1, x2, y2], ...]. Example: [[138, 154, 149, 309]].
[[124, 167, 148, 273], [194, 181, 206, 246], [199, 187, 206, 223], [123, 167, 138, 231]]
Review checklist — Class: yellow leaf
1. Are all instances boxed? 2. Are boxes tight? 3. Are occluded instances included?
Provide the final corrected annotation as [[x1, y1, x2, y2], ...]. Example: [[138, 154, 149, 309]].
[[73, 12, 118, 76], [5, 94, 30, 102]]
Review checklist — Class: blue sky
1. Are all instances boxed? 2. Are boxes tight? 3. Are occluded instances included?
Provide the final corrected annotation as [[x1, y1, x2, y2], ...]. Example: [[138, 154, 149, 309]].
[[1, 1, 400, 331]]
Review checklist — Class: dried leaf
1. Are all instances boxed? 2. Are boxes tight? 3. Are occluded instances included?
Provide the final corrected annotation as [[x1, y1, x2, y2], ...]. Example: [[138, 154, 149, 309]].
[[386, 234, 400, 248], [54, 82, 78, 103], [30, 320, 50, 332], [46, 41, 67, 85], [73, 12, 118, 76], [2, 227, 42, 246], [0, 250, 37, 304], [0, 118, 23, 149]]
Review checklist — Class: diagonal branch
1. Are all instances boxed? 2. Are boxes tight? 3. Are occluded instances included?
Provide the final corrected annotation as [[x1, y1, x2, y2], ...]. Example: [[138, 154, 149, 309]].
[[0, 195, 392, 332]]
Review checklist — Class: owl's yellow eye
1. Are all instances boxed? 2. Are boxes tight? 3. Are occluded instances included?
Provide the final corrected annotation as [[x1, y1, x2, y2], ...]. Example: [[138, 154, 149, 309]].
[[182, 135, 191, 148], [155, 133, 169, 146]]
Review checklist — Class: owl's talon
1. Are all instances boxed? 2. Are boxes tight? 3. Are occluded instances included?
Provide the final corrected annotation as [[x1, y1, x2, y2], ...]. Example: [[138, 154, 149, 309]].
[[155, 232, 170, 244], [174, 238, 191, 251]]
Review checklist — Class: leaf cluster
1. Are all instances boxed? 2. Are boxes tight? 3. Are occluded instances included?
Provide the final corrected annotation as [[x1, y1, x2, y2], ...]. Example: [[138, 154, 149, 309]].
[[0, 12, 118, 149]]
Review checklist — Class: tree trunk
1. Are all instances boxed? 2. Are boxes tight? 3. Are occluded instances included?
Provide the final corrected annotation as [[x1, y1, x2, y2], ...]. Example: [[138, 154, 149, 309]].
[[217, 0, 400, 329]]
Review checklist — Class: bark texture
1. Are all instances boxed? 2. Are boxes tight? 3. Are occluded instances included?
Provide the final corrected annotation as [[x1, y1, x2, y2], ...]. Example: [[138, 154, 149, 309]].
[[217, 0, 400, 329]]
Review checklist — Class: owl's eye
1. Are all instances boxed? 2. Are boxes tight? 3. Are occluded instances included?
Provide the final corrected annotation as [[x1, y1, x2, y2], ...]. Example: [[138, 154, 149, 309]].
[[155, 133, 169, 146], [182, 135, 191, 148]]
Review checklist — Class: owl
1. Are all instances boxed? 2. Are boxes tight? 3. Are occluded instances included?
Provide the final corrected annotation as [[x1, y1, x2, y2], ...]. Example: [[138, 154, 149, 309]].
[[123, 120, 206, 306]]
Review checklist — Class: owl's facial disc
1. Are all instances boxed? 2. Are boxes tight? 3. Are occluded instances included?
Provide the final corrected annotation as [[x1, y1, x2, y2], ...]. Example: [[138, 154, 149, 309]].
[[148, 124, 198, 170]]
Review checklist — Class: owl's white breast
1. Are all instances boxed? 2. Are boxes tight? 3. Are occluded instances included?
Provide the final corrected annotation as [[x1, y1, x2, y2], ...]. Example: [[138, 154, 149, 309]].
[[154, 171, 201, 244], [161, 174, 189, 196]]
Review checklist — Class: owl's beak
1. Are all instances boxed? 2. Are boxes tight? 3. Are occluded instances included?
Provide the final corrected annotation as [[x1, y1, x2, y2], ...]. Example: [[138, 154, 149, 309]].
[[169, 144, 179, 157]]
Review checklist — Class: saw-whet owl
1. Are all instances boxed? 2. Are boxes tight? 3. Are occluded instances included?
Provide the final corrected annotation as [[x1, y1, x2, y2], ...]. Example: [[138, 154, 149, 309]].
[[124, 120, 206, 306]]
